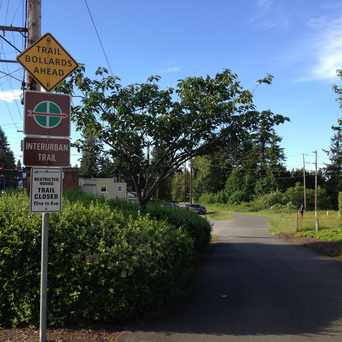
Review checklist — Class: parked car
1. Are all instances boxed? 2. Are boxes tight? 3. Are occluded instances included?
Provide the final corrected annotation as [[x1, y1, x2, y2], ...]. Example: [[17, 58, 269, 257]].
[[188, 204, 207, 215], [176, 202, 207, 215], [161, 201, 178, 208], [127, 191, 138, 203], [176, 202, 189, 208]]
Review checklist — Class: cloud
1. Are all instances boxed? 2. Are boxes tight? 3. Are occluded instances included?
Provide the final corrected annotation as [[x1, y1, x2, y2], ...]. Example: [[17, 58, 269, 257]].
[[161, 66, 181, 74], [305, 17, 342, 81], [251, 0, 289, 30], [0, 89, 21, 102]]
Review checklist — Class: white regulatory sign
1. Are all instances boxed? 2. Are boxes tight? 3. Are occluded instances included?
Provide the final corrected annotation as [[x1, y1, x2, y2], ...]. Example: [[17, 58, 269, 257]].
[[30, 168, 63, 212]]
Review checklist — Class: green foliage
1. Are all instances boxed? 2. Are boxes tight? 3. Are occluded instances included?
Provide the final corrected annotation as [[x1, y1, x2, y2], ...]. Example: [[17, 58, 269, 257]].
[[60, 67, 261, 207], [171, 170, 190, 202], [339, 192, 342, 217], [284, 184, 329, 210], [204, 204, 233, 221], [199, 191, 228, 204], [228, 190, 249, 204], [225, 169, 254, 201], [324, 119, 342, 209], [78, 134, 101, 177], [0, 126, 15, 170], [0, 126, 16, 189], [254, 172, 276, 195], [192, 154, 230, 197], [199, 192, 218, 204], [0, 192, 198, 327], [249, 191, 288, 211], [145, 204, 211, 253]]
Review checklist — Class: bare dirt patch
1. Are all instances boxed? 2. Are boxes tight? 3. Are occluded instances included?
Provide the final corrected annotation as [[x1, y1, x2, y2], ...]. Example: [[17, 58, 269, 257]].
[[0, 328, 127, 341]]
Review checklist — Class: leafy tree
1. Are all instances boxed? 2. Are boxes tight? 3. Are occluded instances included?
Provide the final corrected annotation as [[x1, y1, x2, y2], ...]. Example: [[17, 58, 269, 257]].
[[254, 171, 276, 195], [225, 168, 254, 202], [324, 119, 342, 208], [285, 183, 330, 210], [61, 67, 260, 207], [192, 153, 231, 198], [266, 129, 286, 176], [0, 126, 15, 169], [151, 145, 172, 200], [97, 154, 115, 178], [79, 133, 101, 177], [253, 110, 289, 176], [171, 169, 189, 202]]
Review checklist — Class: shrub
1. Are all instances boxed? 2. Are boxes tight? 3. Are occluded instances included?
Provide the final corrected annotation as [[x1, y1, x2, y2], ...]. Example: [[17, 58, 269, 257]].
[[227, 190, 249, 205], [199, 192, 219, 204], [285, 183, 330, 210], [250, 191, 287, 210], [145, 204, 211, 253], [0, 192, 194, 327]]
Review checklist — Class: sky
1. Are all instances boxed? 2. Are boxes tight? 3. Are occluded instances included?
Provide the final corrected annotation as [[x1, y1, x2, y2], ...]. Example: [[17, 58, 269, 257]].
[[1, 0, 342, 171]]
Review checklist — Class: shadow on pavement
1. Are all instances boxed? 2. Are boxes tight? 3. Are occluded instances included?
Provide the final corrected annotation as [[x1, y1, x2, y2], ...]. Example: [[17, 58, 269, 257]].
[[120, 241, 342, 337]]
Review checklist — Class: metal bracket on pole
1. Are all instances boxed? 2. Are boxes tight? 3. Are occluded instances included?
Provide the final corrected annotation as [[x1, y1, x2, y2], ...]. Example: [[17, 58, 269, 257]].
[[0, 25, 28, 33]]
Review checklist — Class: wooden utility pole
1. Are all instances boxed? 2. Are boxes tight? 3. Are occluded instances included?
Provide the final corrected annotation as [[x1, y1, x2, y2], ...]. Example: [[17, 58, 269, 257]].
[[314, 150, 319, 232], [302, 154, 306, 209], [27, 2, 44, 341], [27, 0, 41, 90]]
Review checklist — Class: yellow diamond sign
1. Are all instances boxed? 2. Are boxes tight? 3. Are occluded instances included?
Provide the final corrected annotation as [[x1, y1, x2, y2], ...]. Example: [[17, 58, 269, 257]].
[[17, 33, 78, 91]]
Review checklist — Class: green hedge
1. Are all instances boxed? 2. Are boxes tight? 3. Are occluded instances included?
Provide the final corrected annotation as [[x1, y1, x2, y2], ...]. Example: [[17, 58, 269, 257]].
[[0, 192, 194, 327], [145, 204, 211, 253], [339, 192, 342, 218]]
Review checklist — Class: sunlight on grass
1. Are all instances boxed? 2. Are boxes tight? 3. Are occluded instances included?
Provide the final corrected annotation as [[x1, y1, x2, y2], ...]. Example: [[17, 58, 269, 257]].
[[259, 210, 342, 241], [204, 204, 233, 221]]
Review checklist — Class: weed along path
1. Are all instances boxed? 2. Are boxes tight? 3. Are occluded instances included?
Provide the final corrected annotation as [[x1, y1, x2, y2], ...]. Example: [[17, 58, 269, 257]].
[[120, 213, 342, 342]]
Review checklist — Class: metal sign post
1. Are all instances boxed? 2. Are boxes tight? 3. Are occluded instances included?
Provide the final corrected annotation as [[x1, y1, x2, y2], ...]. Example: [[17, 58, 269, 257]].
[[30, 167, 62, 342], [19, 29, 77, 342], [40, 212, 49, 342]]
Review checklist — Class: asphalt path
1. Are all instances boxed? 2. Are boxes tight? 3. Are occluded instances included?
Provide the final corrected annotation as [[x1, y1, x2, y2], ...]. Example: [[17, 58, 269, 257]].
[[118, 213, 342, 341]]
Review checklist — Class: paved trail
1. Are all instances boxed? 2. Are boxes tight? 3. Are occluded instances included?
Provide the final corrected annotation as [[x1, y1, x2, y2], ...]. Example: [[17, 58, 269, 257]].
[[119, 213, 342, 341]]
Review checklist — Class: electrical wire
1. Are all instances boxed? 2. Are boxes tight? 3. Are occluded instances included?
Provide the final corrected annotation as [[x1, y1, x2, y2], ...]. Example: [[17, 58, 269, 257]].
[[82, 0, 114, 75], [0, 68, 22, 82], [0, 43, 23, 120]]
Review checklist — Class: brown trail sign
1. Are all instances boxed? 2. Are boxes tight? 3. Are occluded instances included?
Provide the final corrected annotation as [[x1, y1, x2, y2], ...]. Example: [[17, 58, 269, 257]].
[[24, 137, 70, 167], [24, 91, 70, 137]]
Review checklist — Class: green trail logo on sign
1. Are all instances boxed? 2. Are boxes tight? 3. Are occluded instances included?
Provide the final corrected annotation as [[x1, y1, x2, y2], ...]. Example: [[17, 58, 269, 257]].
[[30, 100, 67, 129], [24, 91, 70, 137]]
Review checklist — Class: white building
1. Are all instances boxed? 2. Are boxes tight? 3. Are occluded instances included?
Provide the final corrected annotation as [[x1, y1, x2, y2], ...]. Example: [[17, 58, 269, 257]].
[[79, 177, 127, 200]]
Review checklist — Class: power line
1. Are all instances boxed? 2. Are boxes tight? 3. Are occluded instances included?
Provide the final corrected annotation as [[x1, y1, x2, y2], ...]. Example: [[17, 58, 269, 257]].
[[82, 0, 114, 75], [0, 68, 22, 82]]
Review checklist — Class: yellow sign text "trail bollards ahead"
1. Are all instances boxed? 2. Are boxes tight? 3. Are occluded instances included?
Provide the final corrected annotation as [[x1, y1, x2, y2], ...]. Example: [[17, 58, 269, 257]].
[[17, 33, 78, 91]]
